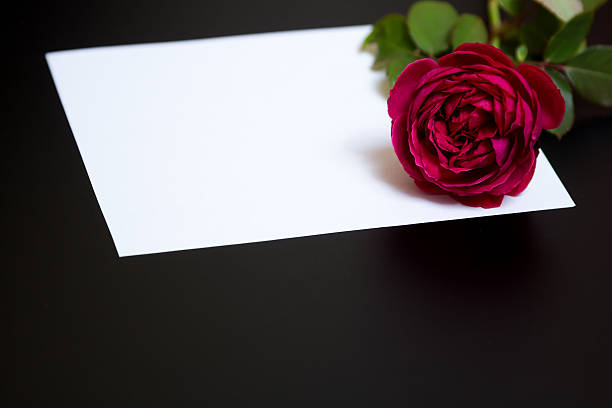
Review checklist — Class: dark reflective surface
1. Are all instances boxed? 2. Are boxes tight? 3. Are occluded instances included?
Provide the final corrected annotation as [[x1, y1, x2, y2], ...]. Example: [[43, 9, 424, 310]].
[[8, 1, 612, 406]]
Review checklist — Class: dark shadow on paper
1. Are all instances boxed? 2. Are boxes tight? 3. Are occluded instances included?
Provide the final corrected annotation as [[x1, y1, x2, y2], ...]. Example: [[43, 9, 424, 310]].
[[362, 42, 391, 99], [361, 143, 456, 206], [377, 77, 391, 99]]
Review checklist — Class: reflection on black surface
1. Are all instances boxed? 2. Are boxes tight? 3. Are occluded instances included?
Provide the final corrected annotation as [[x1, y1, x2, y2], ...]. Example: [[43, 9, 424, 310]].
[[381, 215, 539, 297]]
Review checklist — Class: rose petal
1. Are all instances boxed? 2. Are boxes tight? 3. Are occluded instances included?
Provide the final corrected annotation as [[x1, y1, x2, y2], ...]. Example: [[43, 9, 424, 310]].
[[508, 152, 538, 196], [491, 137, 511, 166], [493, 98, 505, 133], [416, 66, 463, 89], [453, 193, 504, 208], [476, 124, 497, 140], [388, 58, 440, 120], [414, 180, 446, 195], [438, 51, 496, 68], [432, 120, 460, 153], [497, 66, 536, 106], [410, 80, 446, 123], [517, 64, 565, 129], [455, 43, 515, 68], [469, 95, 493, 111], [490, 155, 533, 196], [468, 108, 490, 128], [431, 166, 496, 190], [391, 114, 423, 180], [454, 150, 496, 169], [442, 93, 462, 119], [474, 72, 516, 98]]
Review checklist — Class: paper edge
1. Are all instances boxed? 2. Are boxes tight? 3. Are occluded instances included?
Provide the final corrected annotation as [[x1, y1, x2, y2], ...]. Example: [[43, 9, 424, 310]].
[[46, 53, 122, 257], [117, 204, 576, 257], [44, 24, 373, 57]]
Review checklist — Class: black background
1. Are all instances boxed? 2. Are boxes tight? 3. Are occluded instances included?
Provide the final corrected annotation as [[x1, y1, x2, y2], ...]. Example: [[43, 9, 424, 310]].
[[8, 0, 612, 406]]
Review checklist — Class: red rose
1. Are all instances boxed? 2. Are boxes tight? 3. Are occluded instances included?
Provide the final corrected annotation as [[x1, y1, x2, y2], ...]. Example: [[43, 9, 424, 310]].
[[388, 43, 565, 208]]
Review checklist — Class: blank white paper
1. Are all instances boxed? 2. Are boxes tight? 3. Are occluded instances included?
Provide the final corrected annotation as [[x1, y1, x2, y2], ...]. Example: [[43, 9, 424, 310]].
[[46, 25, 575, 257]]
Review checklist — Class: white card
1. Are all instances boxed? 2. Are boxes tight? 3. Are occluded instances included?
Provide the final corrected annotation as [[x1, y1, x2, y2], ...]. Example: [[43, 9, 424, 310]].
[[46, 25, 575, 257]]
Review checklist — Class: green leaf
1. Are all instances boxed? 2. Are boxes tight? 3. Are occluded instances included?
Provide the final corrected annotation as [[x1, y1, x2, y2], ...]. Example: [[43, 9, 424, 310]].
[[451, 14, 488, 49], [363, 14, 402, 47], [545, 68, 575, 139], [581, 0, 608, 11], [515, 44, 528, 62], [533, 0, 584, 22], [408, 1, 458, 56], [536, 5, 563, 33], [519, 24, 548, 56], [363, 14, 415, 68], [565, 46, 612, 107], [519, 7, 560, 57], [386, 55, 420, 86], [575, 39, 587, 56], [544, 12, 593, 63], [363, 14, 414, 51], [499, 0, 526, 15]]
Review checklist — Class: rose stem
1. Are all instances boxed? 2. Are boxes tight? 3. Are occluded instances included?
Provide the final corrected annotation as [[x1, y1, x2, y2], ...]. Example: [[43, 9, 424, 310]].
[[488, 0, 502, 48]]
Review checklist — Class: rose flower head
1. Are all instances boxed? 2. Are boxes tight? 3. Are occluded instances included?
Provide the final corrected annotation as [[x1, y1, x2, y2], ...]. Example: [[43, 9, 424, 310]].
[[388, 43, 564, 208]]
